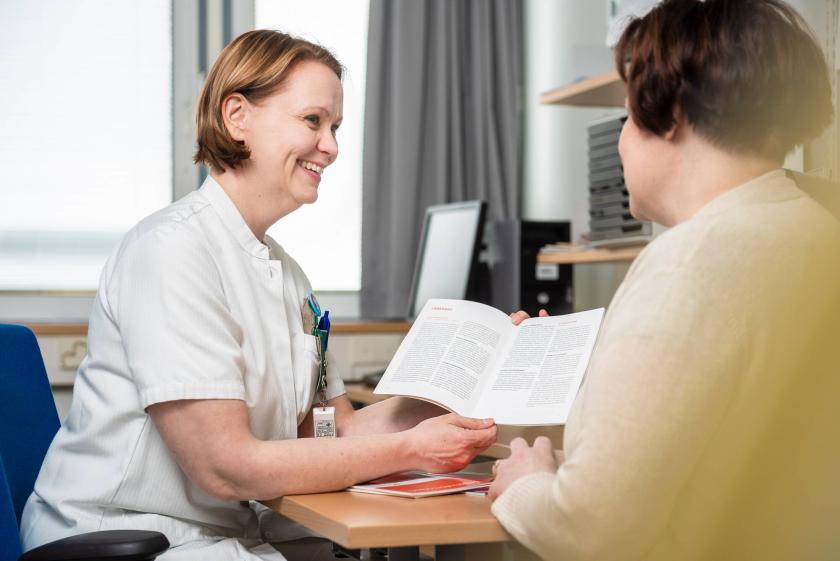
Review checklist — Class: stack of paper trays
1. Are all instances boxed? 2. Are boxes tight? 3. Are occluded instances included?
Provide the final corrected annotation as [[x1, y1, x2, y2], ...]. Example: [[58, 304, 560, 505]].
[[588, 112, 654, 246]]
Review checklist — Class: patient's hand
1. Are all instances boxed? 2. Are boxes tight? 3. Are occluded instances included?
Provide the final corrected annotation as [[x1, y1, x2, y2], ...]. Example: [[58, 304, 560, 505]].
[[509, 309, 549, 325], [489, 436, 559, 501]]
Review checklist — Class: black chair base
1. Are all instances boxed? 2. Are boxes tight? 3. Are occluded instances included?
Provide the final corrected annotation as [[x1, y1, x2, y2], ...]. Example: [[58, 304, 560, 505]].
[[20, 530, 169, 561]]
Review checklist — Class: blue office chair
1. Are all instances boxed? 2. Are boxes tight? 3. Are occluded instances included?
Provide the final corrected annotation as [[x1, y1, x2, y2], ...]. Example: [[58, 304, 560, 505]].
[[0, 324, 168, 561]]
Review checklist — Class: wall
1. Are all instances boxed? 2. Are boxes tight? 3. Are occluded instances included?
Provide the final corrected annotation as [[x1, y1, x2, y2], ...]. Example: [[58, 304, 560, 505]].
[[21, 0, 840, 423], [522, 0, 630, 310], [19, 0, 634, 421], [521, 0, 838, 309], [790, 0, 840, 177]]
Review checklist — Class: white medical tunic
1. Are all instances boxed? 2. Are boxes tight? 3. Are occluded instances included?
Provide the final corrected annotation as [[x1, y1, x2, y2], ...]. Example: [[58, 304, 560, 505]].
[[20, 177, 345, 557]]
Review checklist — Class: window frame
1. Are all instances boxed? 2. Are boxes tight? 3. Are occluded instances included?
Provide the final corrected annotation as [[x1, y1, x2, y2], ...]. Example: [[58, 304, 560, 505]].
[[0, 0, 361, 322]]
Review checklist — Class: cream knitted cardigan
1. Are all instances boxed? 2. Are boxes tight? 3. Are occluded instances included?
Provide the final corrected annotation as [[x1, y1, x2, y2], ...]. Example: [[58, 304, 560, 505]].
[[492, 170, 840, 561]]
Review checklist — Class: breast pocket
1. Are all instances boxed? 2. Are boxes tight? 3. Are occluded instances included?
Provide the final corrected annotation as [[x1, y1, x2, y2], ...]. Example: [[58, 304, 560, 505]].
[[293, 333, 322, 423]]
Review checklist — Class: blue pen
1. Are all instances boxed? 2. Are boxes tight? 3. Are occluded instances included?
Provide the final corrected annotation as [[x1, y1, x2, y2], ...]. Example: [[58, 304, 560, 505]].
[[317, 310, 330, 351]]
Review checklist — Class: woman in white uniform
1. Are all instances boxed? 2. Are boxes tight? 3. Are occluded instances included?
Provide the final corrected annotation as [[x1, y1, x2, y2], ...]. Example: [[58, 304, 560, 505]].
[[20, 30, 497, 560]]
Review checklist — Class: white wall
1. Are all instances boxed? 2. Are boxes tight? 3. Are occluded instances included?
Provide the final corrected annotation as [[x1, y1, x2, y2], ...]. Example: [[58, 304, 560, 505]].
[[523, 0, 629, 310]]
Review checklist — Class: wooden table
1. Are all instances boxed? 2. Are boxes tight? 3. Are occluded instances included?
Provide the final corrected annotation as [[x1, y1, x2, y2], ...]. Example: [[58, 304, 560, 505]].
[[263, 489, 511, 561], [344, 383, 390, 406]]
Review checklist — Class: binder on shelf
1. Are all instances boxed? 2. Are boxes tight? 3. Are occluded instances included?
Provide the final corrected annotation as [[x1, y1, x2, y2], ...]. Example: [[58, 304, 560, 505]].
[[589, 190, 628, 205], [589, 202, 630, 218], [589, 145, 620, 160]]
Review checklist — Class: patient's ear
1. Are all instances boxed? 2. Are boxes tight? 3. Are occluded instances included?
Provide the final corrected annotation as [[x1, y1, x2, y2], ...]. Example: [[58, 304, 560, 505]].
[[221, 93, 249, 142], [664, 107, 690, 142]]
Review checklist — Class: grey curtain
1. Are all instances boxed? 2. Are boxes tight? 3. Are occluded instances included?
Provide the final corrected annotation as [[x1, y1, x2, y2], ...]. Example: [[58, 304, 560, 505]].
[[360, 0, 524, 318]]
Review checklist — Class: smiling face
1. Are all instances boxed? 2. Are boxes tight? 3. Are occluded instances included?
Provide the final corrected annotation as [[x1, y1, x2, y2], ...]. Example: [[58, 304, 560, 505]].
[[240, 60, 343, 209]]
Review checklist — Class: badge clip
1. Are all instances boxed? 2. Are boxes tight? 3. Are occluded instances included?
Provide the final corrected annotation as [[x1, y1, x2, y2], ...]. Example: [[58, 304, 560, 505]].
[[314, 406, 336, 438]]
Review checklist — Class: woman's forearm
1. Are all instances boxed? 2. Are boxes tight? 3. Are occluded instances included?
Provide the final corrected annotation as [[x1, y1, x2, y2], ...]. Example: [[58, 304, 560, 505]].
[[337, 396, 448, 437], [228, 431, 414, 500], [150, 398, 494, 502], [221, 415, 494, 500]]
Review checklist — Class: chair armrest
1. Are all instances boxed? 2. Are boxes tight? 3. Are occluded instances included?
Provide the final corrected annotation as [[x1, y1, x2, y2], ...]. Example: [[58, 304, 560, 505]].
[[19, 530, 168, 561]]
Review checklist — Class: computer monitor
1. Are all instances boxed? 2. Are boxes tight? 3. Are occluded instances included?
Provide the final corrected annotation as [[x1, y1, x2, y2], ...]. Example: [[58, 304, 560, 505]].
[[406, 200, 487, 319]]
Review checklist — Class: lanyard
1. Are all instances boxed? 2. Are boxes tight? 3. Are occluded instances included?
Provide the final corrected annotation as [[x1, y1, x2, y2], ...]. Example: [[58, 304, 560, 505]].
[[306, 293, 330, 406], [314, 318, 329, 407], [304, 293, 335, 437]]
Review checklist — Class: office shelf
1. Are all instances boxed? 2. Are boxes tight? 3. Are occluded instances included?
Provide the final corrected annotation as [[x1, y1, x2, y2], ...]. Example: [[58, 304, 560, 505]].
[[540, 70, 625, 107], [537, 244, 645, 265]]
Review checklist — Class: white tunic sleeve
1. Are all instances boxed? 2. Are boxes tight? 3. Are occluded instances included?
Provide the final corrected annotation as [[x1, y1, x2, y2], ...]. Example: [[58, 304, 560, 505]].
[[108, 226, 246, 408], [324, 348, 346, 401]]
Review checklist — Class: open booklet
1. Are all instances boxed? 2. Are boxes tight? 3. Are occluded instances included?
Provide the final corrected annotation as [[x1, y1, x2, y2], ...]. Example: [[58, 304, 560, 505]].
[[374, 299, 605, 425]]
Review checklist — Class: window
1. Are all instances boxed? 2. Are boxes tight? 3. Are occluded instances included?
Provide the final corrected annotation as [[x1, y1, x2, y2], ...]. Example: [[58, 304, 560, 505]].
[[0, 1, 172, 290], [255, 0, 369, 291]]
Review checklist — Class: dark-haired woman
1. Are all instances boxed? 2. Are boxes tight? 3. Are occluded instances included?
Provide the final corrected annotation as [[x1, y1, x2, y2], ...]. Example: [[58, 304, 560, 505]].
[[489, 1, 840, 560]]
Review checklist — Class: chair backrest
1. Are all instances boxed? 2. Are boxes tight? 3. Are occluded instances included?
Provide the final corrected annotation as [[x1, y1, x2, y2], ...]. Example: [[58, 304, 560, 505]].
[[0, 325, 61, 530], [0, 456, 22, 561]]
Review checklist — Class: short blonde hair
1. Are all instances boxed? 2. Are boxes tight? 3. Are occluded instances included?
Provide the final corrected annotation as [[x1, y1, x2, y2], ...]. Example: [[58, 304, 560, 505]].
[[194, 30, 343, 173]]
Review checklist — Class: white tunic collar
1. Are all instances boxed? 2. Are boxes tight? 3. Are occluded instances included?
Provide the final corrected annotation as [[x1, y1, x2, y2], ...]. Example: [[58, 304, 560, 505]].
[[198, 175, 271, 260]]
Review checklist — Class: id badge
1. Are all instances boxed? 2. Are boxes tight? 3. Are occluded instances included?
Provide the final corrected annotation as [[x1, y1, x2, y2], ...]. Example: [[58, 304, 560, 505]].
[[314, 406, 336, 438]]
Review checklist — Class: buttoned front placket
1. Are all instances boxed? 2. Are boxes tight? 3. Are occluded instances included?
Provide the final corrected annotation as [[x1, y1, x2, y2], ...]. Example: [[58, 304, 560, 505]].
[[263, 251, 301, 437], [199, 177, 301, 441]]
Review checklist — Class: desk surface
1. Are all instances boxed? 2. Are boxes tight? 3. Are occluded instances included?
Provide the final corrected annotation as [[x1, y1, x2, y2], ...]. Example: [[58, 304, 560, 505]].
[[537, 243, 645, 264], [344, 383, 390, 405], [263, 491, 511, 549]]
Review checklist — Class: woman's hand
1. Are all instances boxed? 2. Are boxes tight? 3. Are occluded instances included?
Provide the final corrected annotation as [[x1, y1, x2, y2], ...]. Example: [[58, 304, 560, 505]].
[[488, 437, 560, 501], [509, 309, 549, 325], [405, 413, 497, 473]]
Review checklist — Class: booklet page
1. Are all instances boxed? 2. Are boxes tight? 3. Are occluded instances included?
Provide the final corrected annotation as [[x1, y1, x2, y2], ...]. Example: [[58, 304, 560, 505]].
[[374, 299, 513, 415], [474, 308, 605, 425]]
